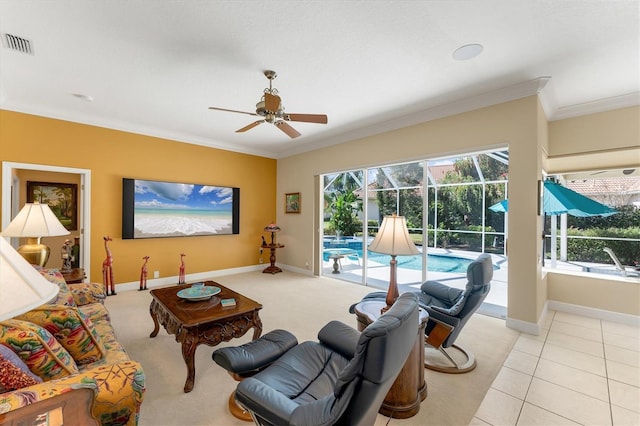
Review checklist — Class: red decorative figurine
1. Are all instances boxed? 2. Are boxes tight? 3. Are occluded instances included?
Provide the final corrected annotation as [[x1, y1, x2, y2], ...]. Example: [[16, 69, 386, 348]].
[[178, 253, 186, 284], [102, 236, 116, 296], [139, 255, 150, 291]]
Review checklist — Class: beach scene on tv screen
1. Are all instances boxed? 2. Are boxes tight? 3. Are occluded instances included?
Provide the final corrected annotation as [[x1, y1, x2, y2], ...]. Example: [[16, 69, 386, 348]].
[[133, 180, 234, 238]]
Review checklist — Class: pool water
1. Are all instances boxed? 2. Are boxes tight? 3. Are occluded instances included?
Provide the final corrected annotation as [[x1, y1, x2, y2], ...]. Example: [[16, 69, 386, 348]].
[[323, 249, 483, 273], [323, 238, 499, 273], [369, 252, 474, 273]]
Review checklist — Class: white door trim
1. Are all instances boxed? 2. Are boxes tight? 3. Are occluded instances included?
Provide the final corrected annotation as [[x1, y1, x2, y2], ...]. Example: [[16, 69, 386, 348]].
[[2, 162, 92, 280]]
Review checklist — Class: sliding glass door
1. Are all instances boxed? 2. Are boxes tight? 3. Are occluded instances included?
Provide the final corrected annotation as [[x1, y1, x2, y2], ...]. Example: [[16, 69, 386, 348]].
[[320, 148, 509, 315]]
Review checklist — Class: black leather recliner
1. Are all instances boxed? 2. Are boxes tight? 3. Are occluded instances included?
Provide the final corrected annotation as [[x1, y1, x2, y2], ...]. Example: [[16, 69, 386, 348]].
[[218, 292, 419, 426], [417, 253, 493, 373]]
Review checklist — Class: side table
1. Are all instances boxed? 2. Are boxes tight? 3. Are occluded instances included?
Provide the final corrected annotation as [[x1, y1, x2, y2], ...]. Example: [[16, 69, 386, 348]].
[[0, 387, 98, 425], [61, 267, 85, 284], [261, 243, 284, 274], [328, 254, 344, 273], [353, 300, 428, 419]]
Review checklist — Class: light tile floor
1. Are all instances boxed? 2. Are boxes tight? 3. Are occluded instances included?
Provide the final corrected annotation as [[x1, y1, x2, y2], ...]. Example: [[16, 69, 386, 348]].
[[472, 311, 640, 425]]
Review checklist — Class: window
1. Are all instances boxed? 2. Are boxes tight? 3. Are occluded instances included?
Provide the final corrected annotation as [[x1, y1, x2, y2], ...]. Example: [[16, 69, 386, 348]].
[[321, 149, 510, 301], [543, 170, 640, 277]]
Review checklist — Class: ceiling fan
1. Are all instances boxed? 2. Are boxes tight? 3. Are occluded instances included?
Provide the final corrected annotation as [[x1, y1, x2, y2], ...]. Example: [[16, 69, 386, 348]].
[[208, 70, 328, 139]]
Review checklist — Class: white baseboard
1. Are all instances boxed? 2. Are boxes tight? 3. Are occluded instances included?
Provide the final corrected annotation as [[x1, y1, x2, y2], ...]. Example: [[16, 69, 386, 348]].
[[108, 263, 315, 293], [506, 316, 542, 335], [506, 302, 548, 335], [112, 264, 264, 293], [548, 300, 640, 327], [506, 300, 640, 335], [281, 264, 314, 276]]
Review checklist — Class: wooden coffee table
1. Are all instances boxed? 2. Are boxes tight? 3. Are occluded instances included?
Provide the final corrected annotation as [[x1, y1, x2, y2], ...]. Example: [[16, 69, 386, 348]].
[[149, 281, 263, 392]]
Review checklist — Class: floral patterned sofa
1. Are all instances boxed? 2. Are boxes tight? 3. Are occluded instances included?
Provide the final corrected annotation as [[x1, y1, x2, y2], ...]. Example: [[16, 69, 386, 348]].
[[0, 269, 145, 425]]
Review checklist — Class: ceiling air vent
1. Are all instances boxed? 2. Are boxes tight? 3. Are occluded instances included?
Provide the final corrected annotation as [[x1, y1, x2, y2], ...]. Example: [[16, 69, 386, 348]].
[[3, 33, 34, 55]]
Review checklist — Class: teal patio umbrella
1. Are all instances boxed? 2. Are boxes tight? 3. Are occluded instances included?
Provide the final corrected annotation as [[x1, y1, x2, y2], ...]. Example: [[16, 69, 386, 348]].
[[542, 180, 618, 217], [488, 199, 508, 213], [488, 181, 618, 217]]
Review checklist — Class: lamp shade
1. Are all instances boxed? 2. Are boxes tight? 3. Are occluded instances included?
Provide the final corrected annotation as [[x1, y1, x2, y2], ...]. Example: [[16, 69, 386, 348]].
[[264, 223, 281, 232], [368, 215, 419, 256], [2, 203, 70, 238], [0, 237, 59, 321]]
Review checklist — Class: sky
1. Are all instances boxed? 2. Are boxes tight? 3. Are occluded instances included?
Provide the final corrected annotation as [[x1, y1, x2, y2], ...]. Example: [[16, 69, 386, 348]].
[[134, 179, 233, 210]]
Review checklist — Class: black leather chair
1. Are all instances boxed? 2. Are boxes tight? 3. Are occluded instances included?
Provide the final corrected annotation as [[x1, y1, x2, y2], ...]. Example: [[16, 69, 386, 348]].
[[216, 292, 419, 426], [416, 253, 493, 373]]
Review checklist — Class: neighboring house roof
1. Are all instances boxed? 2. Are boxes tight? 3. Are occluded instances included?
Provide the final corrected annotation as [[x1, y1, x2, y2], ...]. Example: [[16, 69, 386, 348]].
[[567, 177, 640, 207], [427, 164, 457, 183]]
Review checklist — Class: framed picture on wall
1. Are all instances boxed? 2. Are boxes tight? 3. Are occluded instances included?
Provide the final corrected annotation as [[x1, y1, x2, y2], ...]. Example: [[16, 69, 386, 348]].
[[27, 181, 78, 231], [285, 192, 301, 214]]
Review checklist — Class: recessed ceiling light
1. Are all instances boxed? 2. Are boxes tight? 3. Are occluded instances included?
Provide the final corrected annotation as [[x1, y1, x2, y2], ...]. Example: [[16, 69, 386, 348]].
[[72, 93, 93, 102], [453, 44, 484, 61]]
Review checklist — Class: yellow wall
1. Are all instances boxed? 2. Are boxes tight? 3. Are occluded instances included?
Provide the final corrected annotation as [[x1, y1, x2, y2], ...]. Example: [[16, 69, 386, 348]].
[[547, 106, 640, 173], [0, 110, 277, 286], [547, 272, 640, 316]]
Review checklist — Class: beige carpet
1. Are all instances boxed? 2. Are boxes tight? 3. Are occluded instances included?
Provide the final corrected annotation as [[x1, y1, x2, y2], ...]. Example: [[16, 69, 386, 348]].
[[105, 271, 519, 426]]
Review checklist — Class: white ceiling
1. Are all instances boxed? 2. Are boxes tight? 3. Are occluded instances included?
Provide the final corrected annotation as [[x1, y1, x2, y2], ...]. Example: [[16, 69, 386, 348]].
[[1, 1, 638, 159]]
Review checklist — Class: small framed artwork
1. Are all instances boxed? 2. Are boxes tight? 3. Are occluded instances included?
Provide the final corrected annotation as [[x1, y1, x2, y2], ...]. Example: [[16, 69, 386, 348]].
[[285, 192, 301, 214], [27, 181, 78, 231]]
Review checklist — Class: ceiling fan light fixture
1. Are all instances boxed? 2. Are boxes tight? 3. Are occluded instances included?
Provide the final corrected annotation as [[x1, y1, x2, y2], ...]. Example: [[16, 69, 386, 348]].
[[453, 43, 484, 61], [256, 100, 266, 116], [209, 69, 327, 139]]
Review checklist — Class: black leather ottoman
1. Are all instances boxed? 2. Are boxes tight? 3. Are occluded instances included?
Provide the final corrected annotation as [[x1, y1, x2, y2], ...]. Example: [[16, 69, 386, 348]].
[[212, 329, 298, 421]]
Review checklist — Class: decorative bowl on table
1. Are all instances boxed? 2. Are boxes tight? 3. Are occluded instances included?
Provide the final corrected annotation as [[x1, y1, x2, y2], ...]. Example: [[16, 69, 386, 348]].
[[177, 285, 221, 301]]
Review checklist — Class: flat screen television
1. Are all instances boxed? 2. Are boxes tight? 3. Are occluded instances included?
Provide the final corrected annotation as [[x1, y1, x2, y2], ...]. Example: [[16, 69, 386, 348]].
[[122, 178, 239, 239]]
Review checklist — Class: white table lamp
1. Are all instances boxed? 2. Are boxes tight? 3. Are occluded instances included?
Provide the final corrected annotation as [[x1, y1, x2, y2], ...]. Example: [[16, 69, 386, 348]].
[[368, 214, 419, 313], [1, 202, 70, 266], [0, 237, 59, 321]]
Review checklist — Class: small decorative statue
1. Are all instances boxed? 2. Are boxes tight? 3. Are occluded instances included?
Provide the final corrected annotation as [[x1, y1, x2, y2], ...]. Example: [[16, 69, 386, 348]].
[[71, 236, 80, 268], [61, 239, 73, 271], [102, 236, 116, 296], [178, 253, 186, 284], [139, 255, 150, 291]]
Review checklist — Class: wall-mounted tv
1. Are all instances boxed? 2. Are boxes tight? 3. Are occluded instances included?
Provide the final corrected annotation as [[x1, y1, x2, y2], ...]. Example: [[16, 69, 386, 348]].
[[122, 178, 239, 239]]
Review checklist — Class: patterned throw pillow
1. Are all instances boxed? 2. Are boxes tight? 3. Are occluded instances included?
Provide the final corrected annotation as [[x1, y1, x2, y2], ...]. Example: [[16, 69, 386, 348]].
[[0, 319, 78, 381], [0, 344, 42, 392], [36, 267, 76, 307], [16, 305, 106, 365], [68, 282, 107, 306]]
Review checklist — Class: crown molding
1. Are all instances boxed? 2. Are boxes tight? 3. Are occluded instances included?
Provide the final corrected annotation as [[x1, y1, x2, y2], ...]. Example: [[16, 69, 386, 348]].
[[0, 102, 279, 159], [3, 77, 637, 160], [279, 77, 552, 158], [546, 92, 640, 121]]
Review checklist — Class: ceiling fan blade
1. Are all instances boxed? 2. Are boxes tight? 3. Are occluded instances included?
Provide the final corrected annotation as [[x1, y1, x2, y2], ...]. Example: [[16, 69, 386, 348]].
[[275, 121, 301, 138], [209, 106, 259, 117], [264, 93, 281, 112], [236, 120, 264, 133], [285, 113, 328, 124]]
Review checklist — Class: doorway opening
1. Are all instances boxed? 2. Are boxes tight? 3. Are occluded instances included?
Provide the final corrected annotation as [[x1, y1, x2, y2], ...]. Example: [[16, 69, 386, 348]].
[[2, 162, 92, 279]]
